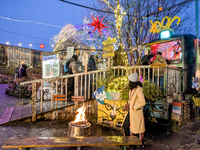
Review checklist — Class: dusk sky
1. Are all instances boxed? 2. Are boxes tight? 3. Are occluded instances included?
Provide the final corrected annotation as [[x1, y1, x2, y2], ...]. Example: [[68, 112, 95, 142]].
[[0, 0, 199, 53], [0, 0, 92, 52]]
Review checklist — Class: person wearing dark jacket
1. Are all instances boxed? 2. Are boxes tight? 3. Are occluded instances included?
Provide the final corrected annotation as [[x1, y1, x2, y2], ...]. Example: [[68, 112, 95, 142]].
[[88, 55, 96, 71], [19, 64, 27, 79], [67, 55, 78, 100], [87, 55, 96, 98]]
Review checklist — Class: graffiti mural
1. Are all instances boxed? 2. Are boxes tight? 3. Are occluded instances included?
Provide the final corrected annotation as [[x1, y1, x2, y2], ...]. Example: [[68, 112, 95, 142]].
[[93, 86, 126, 126]]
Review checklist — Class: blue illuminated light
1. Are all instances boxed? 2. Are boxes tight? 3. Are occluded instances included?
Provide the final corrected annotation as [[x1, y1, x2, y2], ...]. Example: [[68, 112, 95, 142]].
[[160, 30, 170, 39]]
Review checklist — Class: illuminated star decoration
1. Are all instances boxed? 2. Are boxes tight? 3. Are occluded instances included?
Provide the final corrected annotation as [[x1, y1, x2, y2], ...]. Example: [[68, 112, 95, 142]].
[[149, 20, 159, 34], [88, 15, 108, 36]]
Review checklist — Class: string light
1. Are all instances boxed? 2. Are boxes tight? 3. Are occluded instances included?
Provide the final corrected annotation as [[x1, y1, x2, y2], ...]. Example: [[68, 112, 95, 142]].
[[29, 44, 32, 47], [0, 15, 62, 28], [107, 76, 128, 93], [18, 43, 22, 46], [6, 42, 9, 45]]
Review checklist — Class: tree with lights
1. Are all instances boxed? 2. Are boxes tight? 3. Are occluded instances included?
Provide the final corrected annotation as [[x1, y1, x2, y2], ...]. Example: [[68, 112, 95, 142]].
[[87, 0, 194, 65]]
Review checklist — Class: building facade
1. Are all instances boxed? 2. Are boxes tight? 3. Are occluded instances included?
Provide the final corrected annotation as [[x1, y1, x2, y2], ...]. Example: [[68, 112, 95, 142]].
[[0, 44, 51, 68]]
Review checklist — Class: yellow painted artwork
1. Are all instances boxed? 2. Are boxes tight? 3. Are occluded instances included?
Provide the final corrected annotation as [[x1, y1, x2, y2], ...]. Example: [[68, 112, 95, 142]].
[[192, 96, 200, 107], [98, 99, 126, 126]]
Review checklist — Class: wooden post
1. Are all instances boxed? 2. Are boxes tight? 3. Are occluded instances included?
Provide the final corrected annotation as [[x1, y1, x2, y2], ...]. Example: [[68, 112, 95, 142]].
[[152, 68, 155, 83], [51, 81, 53, 110], [81, 75, 83, 96], [88, 73, 90, 99], [32, 83, 36, 122], [143, 67, 145, 79], [61, 78, 63, 95], [92, 73, 94, 95], [40, 82, 43, 112], [56, 80, 58, 108], [85, 65, 87, 74], [65, 78, 68, 107], [107, 57, 110, 70], [157, 68, 159, 88], [74, 75, 79, 110]]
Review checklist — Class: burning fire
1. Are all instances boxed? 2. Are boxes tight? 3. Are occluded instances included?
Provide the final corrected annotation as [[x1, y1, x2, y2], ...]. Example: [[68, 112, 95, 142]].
[[73, 106, 87, 123]]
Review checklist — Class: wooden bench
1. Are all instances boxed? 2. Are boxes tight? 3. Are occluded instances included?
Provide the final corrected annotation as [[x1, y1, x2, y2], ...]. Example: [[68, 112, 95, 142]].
[[53, 95, 70, 125], [71, 96, 84, 102], [53, 95, 84, 125], [2, 136, 142, 150]]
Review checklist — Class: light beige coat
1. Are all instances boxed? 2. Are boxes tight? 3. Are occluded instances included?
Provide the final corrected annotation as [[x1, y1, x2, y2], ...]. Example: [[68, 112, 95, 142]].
[[122, 86, 146, 134]]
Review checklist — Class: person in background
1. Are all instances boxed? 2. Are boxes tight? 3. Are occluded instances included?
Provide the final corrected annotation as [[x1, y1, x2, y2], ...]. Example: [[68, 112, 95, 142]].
[[88, 55, 96, 98], [122, 73, 146, 148], [152, 51, 168, 91], [88, 55, 96, 71], [67, 55, 78, 75], [113, 46, 124, 66], [13, 67, 20, 78], [67, 55, 78, 99], [19, 64, 27, 79]]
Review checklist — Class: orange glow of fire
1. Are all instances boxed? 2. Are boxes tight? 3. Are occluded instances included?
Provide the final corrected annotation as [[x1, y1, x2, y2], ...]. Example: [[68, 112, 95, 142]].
[[73, 106, 87, 123]]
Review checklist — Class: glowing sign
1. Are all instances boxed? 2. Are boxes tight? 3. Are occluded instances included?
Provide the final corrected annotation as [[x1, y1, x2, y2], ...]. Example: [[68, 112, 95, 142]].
[[103, 44, 114, 52], [102, 36, 116, 58], [102, 36, 117, 45], [102, 52, 115, 58], [150, 16, 181, 34], [42, 59, 60, 79], [160, 30, 174, 39]]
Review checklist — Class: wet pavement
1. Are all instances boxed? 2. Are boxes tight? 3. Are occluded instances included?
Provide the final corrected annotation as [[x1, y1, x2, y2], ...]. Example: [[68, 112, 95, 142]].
[[0, 83, 200, 150], [0, 84, 21, 117]]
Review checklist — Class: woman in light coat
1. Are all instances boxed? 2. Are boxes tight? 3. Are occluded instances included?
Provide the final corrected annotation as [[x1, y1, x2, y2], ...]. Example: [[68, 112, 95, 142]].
[[122, 73, 146, 142]]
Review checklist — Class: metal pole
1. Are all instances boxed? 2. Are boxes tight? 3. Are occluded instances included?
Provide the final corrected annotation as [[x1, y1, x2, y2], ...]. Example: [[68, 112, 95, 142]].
[[196, 0, 199, 37]]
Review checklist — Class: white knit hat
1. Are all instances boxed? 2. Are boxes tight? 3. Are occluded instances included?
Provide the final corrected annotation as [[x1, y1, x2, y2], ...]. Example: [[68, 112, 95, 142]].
[[128, 73, 138, 82]]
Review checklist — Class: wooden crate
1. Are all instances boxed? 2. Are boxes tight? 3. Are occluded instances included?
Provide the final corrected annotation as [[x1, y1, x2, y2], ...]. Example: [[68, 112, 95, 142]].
[[172, 100, 190, 127], [171, 113, 182, 122]]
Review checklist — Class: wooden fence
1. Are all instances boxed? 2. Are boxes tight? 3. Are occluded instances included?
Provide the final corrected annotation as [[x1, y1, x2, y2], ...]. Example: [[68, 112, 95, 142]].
[[20, 65, 183, 122]]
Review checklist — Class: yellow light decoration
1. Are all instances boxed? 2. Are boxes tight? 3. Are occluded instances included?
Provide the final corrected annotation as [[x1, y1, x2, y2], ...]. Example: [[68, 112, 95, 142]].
[[149, 16, 181, 34], [107, 76, 129, 93], [158, 7, 163, 11]]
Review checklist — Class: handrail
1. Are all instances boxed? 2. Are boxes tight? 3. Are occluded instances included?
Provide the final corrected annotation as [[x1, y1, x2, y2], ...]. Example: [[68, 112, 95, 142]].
[[167, 65, 183, 71], [20, 65, 182, 85], [20, 69, 107, 85]]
